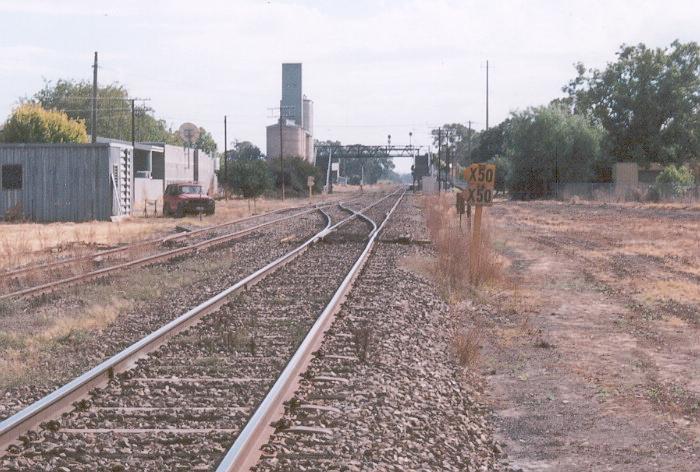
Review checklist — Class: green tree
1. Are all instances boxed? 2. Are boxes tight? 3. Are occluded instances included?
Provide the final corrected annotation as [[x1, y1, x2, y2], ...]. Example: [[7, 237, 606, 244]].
[[488, 154, 510, 193], [235, 141, 263, 160], [220, 141, 263, 186], [315, 140, 396, 185], [268, 156, 323, 196], [565, 40, 700, 165], [505, 104, 604, 198], [338, 156, 394, 185], [224, 141, 263, 164], [431, 123, 475, 166], [195, 127, 217, 156], [28, 79, 216, 147], [1, 104, 88, 143], [470, 122, 509, 163], [655, 164, 696, 196], [230, 159, 272, 209]]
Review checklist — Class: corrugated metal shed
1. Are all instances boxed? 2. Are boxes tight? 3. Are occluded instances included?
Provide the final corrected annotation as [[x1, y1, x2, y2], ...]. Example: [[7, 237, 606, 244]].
[[0, 143, 130, 222]]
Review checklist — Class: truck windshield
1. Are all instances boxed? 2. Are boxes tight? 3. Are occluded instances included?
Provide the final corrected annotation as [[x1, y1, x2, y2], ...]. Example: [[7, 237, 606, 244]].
[[180, 186, 202, 194]]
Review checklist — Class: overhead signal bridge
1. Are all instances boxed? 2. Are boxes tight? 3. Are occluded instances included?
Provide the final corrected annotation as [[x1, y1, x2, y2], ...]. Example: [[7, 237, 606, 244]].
[[315, 144, 422, 159], [315, 144, 424, 192]]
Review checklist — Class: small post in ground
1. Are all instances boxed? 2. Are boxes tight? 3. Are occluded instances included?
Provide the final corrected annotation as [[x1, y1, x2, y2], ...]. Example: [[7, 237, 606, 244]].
[[463, 163, 496, 280], [307, 176, 314, 199]]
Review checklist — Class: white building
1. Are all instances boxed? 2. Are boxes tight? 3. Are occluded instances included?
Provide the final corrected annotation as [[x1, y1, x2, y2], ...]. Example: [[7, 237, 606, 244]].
[[98, 137, 218, 210]]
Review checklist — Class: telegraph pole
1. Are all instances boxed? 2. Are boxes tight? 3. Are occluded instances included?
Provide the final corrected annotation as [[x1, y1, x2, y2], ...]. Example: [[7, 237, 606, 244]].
[[468, 120, 472, 162], [91, 52, 98, 143], [445, 129, 452, 186], [486, 60, 490, 130], [223, 115, 228, 187], [437, 127, 442, 192], [279, 115, 285, 200], [445, 130, 450, 185], [130, 99, 135, 147]]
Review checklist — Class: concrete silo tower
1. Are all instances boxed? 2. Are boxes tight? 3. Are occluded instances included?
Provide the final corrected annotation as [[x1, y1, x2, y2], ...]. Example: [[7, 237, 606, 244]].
[[266, 63, 314, 162]]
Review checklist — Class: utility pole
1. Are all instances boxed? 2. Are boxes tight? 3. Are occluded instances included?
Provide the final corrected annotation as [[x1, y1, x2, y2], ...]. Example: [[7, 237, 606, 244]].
[[445, 129, 452, 190], [223, 115, 228, 187], [468, 120, 472, 162], [437, 127, 442, 192], [91, 51, 98, 143], [486, 60, 490, 130], [130, 99, 135, 147], [279, 115, 285, 200], [325, 148, 333, 194], [360, 161, 364, 193], [445, 129, 451, 186]]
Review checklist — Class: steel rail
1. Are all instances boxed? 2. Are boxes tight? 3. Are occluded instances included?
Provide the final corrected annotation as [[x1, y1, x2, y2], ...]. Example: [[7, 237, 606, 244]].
[[216, 188, 406, 472], [0, 198, 356, 282], [0, 192, 398, 452], [0, 204, 332, 301]]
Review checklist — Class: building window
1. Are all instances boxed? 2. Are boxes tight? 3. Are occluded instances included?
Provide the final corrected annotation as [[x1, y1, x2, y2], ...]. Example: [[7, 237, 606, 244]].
[[1, 164, 22, 190]]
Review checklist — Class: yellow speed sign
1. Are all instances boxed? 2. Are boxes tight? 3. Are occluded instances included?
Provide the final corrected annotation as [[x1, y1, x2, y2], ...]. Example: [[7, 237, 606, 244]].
[[464, 163, 496, 190], [463, 163, 496, 206]]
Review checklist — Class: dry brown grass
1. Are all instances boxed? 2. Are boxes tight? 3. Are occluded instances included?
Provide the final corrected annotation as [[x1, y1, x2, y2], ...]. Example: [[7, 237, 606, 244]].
[[0, 187, 377, 274], [423, 194, 502, 299], [452, 326, 481, 368], [0, 297, 129, 386]]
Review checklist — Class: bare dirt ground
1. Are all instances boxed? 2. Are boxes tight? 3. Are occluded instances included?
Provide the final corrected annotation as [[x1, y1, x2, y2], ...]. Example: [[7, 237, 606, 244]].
[[473, 200, 700, 471]]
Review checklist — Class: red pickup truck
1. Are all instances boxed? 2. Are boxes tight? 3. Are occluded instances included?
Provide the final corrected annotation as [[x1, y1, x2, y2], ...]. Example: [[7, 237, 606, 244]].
[[162, 183, 215, 217]]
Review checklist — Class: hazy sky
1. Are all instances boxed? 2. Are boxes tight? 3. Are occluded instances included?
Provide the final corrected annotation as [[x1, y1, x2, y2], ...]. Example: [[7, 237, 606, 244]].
[[1, 0, 698, 172]]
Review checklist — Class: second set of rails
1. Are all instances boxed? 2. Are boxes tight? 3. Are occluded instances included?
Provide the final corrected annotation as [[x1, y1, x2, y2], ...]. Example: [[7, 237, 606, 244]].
[[0, 196, 361, 300], [0, 189, 405, 471]]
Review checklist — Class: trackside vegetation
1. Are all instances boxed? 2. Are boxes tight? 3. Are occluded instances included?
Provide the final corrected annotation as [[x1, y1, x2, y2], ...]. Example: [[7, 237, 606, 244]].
[[433, 40, 700, 198]]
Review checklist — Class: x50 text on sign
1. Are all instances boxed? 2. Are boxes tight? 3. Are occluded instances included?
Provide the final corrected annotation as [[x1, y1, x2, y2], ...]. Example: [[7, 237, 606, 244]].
[[463, 163, 496, 206]]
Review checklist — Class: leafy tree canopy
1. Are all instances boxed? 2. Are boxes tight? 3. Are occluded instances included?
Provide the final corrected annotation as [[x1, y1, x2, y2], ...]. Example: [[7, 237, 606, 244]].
[[314, 140, 396, 185], [226, 141, 263, 161], [268, 156, 323, 196], [470, 122, 509, 164], [27, 79, 217, 151], [505, 104, 604, 198], [229, 159, 271, 201], [195, 127, 217, 156], [430, 123, 476, 166], [1, 104, 88, 143], [565, 40, 700, 166], [655, 164, 696, 196]]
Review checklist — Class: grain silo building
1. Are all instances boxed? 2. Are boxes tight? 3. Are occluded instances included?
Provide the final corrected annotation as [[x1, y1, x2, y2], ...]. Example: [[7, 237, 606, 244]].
[[266, 63, 314, 163]]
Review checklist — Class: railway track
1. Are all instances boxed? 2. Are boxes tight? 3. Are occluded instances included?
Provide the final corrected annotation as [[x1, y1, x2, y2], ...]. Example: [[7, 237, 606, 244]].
[[0, 197, 362, 301], [245, 192, 512, 472], [0, 189, 404, 471]]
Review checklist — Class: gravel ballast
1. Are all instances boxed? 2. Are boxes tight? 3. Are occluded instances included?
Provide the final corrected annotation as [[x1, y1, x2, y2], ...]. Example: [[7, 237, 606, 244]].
[[0, 194, 403, 471], [252, 193, 513, 471]]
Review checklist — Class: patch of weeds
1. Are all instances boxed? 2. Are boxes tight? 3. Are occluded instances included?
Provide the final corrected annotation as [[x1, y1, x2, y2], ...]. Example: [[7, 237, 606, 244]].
[[123, 280, 162, 302], [195, 356, 221, 367], [659, 299, 699, 325], [26, 292, 60, 309], [352, 323, 374, 363], [55, 328, 90, 346], [0, 299, 12, 316], [628, 302, 661, 321], [222, 329, 257, 355], [0, 331, 25, 351], [453, 327, 481, 368], [291, 323, 309, 347], [534, 337, 556, 349], [646, 381, 700, 416]]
